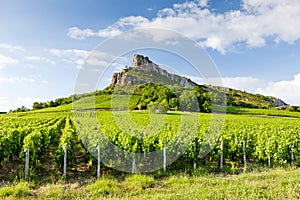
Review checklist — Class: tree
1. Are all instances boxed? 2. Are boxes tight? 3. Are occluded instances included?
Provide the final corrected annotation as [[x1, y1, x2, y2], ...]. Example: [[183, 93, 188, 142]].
[[11, 106, 30, 113], [33, 102, 43, 110], [169, 98, 179, 111], [179, 90, 199, 112], [202, 101, 211, 113], [160, 99, 170, 111]]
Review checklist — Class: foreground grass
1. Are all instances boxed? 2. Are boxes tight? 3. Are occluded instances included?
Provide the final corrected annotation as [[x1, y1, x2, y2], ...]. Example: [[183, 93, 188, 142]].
[[1, 168, 300, 199]]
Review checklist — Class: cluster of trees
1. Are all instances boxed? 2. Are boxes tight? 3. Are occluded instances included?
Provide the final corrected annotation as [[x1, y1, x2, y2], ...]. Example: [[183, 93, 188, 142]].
[[13, 83, 225, 114], [32, 97, 73, 110], [9, 106, 30, 113], [125, 83, 215, 113]]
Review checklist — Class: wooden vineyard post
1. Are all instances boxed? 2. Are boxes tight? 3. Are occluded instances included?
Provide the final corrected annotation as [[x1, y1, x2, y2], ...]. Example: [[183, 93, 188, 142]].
[[163, 144, 166, 171], [132, 157, 136, 173], [24, 146, 29, 178], [291, 151, 294, 166], [220, 141, 224, 169], [63, 146, 67, 178], [97, 145, 101, 178], [194, 143, 197, 170], [243, 141, 247, 169]]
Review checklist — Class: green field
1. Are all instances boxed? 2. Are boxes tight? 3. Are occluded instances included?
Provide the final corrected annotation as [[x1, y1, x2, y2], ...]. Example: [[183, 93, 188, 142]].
[[0, 107, 300, 199]]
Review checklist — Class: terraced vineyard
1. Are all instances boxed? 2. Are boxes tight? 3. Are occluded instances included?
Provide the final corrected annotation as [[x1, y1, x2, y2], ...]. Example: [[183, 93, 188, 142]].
[[0, 109, 300, 180]]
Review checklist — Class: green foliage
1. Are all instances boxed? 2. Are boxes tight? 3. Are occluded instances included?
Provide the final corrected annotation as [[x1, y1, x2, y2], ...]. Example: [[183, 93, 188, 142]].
[[20, 118, 65, 170], [1, 108, 300, 180], [131, 83, 175, 110], [55, 117, 77, 170], [179, 90, 199, 112], [169, 98, 179, 111]]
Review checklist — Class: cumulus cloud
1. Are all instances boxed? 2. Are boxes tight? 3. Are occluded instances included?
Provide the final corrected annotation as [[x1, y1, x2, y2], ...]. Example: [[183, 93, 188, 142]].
[[67, 16, 149, 40], [68, 0, 300, 53], [25, 56, 55, 64], [198, 0, 208, 7], [47, 48, 127, 71], [67, 27, 123, 40], [0, 54, 18, 69], [256, 73, 300, 105], [0, 44, 24, 52], [220, 77, 269, 93], [190, 76, 268, 92], [48, 49, 90, 69], [0, 76, 36, 83]]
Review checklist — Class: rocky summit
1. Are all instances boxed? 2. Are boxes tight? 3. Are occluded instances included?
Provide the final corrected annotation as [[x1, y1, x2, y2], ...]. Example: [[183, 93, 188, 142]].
[[111, 54, 197, 87]]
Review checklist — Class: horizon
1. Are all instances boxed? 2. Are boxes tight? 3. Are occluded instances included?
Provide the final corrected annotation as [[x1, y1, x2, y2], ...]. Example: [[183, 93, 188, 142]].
[[1, 0, 300, 111]]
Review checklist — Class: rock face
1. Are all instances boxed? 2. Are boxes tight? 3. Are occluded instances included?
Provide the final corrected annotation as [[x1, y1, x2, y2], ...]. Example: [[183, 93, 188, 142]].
[[112, 54, 197, 87], [273, 98, 288, 107]]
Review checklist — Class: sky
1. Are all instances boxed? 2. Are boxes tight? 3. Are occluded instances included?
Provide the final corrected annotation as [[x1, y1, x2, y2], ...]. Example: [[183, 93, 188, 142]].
[[0, 0, 300, 112]]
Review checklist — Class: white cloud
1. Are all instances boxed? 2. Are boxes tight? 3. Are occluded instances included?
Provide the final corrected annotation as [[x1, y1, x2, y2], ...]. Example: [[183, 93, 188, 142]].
[[67, 26, 122, 40], [256, 73, 300, 105], [48, 49, 90, 69], [68, 0, 300, 53], [85, 51, 127, 69], [190, 76, 268, 92], [220, 77, 269, 93], [86, 57, 108, 67], [48, 48, 127, 71], [0, 44, 24, 52], [0, 54, 18, 69], [198, 0, 208, 7], [67, 16, 149, 40], [0, 76, 36, 83], [25, 56, 55, 64]]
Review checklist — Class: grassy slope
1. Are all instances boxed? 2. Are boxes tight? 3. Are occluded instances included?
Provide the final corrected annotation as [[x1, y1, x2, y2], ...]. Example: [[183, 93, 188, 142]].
[[1, 168, 300, 199], [30, 95, 300, 118], [30, 95, 141, 113]]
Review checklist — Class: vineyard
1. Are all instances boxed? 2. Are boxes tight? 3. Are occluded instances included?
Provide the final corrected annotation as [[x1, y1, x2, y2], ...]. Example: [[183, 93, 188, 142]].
[[0, 109, 300, 181]]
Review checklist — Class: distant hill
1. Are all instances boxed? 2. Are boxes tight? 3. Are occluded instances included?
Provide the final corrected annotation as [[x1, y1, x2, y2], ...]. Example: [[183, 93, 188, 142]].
[[206, 85, 287, 108], [27, 54, 288, 113], [110, 54, 287, 109]]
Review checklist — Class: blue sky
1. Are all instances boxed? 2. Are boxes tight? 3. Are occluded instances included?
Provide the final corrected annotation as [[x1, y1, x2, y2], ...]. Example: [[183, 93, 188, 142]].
[[0, 0, 300, 111]]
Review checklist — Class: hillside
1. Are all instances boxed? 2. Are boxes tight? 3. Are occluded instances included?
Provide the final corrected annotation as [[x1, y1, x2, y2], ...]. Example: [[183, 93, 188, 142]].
[[207, 85, 287, 109], [25, 54, 289, 113]]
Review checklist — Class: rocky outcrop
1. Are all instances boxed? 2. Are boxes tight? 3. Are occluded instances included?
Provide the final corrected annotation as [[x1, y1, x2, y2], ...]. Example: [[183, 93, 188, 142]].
[[273, 98, 288, 107], [112, 54, 197, 87]]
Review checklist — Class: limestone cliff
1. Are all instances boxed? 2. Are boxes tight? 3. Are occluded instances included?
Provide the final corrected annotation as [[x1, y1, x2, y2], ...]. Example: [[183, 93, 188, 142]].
[[111, 54, 197, 87]]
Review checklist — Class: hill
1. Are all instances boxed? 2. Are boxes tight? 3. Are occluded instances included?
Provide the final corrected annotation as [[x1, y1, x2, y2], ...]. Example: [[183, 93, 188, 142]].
[[25, 54, 289, 113]]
